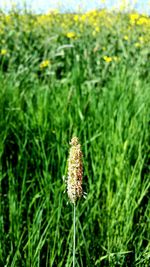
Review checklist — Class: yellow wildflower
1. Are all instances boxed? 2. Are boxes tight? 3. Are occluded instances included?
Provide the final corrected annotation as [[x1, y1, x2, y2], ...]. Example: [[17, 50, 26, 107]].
[[139, 36, 144, 43], [130, 13, 139, 24], [134, 42, 141, 48], [40, 60, 50, 69], [95, 26, 100, 32], [130, 14, 139, 20], [124, 35, 129, 41], [66, 32, 76, 39], [74, 15, 79, 22], [137, 17, 149, 25], [81, 14, 86, 22], [0, 49, 7, 56], [103, 56, 112, 63]]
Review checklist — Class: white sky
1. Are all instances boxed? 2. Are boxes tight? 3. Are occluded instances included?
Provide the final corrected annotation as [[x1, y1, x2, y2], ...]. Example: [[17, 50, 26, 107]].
[[0, 0, 149, 13]]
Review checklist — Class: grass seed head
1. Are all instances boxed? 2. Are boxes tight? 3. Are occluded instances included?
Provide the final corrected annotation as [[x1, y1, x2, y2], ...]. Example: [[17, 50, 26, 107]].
[[67, 137, 83, 204]]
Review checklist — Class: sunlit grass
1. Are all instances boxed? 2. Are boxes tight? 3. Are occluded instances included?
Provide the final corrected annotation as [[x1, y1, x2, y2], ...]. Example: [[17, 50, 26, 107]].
[[0, 6, 150, 267]]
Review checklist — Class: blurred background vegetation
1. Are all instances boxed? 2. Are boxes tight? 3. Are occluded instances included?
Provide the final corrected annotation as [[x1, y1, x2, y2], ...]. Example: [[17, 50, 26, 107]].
[[0, 6, 150, 267]]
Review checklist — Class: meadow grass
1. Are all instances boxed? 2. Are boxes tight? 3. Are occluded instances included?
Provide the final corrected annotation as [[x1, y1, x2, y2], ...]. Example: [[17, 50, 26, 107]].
[[0, 8, 150, 267]]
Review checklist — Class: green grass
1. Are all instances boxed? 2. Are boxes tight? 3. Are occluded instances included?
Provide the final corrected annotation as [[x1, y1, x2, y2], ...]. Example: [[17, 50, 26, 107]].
[[0, 9, 150, 267]]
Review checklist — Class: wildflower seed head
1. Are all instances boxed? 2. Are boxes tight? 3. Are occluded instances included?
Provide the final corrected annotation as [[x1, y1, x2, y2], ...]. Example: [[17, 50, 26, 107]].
[[67, 137, 83, 204]]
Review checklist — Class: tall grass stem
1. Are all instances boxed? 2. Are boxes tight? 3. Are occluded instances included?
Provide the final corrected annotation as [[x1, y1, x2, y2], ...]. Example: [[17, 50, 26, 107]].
[[73, 203, 76, 267]]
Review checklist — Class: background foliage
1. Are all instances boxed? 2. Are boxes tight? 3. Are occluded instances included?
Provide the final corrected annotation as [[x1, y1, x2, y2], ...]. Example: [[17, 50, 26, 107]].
[[0, 7, 150, 266]]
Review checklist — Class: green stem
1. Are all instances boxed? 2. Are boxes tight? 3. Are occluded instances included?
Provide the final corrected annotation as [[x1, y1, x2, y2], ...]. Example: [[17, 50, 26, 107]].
[[73, 203, 76, 267]]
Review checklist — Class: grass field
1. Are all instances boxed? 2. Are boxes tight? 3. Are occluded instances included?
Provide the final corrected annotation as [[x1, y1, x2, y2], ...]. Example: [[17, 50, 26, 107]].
[[0, 7, 150, 267]]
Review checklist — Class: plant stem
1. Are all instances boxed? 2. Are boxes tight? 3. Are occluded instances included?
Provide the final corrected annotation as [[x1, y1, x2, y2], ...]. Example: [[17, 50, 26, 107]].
[[73, 203, 76, 267]]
